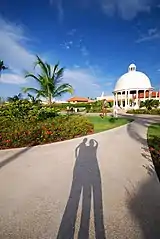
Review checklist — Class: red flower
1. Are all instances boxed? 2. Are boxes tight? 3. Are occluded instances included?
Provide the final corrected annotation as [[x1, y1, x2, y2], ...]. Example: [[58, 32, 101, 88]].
[[46, 131, 52, 135], [149, 147, 154, 151], [5, 139, 11, 143]]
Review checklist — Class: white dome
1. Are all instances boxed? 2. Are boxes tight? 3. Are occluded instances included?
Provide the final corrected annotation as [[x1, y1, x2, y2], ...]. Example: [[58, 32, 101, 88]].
[[114, 64, 152, 92]]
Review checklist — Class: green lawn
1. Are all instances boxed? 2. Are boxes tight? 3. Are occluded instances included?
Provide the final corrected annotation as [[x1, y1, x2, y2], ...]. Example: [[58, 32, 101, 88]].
[[87, 116, 132, 133], [147, 123, 160, 181]]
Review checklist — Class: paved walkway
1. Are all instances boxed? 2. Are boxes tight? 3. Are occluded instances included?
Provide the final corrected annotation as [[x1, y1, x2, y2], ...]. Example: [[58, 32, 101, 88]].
[[0, 116, 160, 239]]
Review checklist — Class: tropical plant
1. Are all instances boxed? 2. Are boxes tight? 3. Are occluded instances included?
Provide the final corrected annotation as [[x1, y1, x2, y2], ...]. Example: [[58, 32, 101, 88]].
[[140, 101, 145, 108], [143, 99, 159, 110], [7, 93, 23, 103], [0, 60, 8, 76], [152, 99, 159, 108], [27, 93, 42, 105], [22, 55, 73, 104]]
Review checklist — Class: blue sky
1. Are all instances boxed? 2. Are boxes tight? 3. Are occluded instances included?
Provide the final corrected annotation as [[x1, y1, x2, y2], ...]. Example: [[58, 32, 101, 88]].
[[0, 0, 160, 99]]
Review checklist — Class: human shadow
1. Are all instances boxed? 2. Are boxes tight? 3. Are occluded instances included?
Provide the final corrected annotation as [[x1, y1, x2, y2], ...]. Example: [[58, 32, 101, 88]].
[[126, 175, 160, 239], [56, 138, 106, 239]]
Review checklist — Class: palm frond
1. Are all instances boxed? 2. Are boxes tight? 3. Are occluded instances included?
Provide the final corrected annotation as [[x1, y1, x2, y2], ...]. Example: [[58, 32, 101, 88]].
[[46, 63, 51, 78], [22, 87, 40, 94], [53, 62, 59, 73], [25, 73, 41, 83], [35, 55, 50, 78], [54, 83, 74, 98]]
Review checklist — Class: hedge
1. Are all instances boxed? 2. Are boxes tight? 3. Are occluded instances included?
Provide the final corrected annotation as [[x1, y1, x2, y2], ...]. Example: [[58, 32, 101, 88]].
[[127, 109, 160, 115]]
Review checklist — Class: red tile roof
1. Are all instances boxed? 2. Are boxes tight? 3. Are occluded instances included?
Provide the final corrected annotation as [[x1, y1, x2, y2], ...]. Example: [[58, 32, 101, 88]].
[[67, 97, 89, 102]]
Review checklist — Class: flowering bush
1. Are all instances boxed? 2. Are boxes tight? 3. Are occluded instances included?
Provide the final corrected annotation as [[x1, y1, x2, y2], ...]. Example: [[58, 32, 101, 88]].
[[0, 115, 94, 149]]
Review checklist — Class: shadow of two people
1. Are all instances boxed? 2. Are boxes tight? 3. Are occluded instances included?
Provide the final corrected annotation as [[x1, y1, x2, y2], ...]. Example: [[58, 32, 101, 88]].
[[57, 138, 106, 239]]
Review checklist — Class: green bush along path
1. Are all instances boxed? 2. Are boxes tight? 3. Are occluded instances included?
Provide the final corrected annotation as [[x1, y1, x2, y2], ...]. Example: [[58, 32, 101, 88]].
[[148, 123, 160, 180]]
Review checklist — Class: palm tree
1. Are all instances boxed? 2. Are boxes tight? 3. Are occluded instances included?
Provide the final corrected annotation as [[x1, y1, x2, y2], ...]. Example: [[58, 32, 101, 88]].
[[0, 60, 8, 76], [7, 93, 22, 103], [143, 99, 157, 110], [27, 93, 42, 105], [22, 55, 73, 104]]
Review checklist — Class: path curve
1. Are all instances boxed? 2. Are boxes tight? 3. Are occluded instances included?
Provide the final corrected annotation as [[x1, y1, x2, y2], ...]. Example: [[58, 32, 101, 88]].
[[0, 115, 160, 239]]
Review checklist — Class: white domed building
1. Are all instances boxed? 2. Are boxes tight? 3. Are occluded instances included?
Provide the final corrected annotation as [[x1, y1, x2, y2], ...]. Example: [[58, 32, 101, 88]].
[[113, 64, 154, 109], [97, 63, 160, 109]]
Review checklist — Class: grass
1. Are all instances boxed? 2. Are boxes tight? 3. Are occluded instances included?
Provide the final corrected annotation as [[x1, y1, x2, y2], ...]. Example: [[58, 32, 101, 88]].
[[87, 116, 132, 133], [147, 123, 160, 181]]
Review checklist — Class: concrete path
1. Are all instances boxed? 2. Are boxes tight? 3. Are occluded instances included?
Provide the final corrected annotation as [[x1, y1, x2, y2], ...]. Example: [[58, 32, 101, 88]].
[[0, 116, 160, 239]]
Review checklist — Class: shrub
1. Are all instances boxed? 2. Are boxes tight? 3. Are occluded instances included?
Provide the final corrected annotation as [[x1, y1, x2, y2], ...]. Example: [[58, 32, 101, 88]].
[[109, 117, 118, 123], [127, 108, 160, 115], [0, 115, 94, 149], [0, 100, 59, 121]]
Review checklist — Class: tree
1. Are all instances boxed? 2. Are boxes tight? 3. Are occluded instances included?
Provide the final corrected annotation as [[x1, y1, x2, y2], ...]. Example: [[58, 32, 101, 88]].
[[27, 93, 42, 105], [0, 60, 8, 76], [7, 93, 23, 103], [22, 55, 73, 104]]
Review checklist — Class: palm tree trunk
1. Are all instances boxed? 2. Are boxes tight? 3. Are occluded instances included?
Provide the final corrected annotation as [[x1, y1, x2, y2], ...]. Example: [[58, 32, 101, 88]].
[[48, 94, 52, 105]]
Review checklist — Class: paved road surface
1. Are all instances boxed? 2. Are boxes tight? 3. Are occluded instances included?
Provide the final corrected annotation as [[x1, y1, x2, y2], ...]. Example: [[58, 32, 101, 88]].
[[0, 115, 160, 239]]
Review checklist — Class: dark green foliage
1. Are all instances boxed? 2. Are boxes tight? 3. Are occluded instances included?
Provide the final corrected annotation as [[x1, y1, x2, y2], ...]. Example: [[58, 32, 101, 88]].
[[127, 108, 160, 115], [0, 60, 8, 74], [53, 101, 112, 113], [109, 117, 118, 123], [140, 101, 145, 108], [148, 124, 160, 181], [140, 100, 159, 110], [0, 100, 59, 121], [7, 93, 23, 103]]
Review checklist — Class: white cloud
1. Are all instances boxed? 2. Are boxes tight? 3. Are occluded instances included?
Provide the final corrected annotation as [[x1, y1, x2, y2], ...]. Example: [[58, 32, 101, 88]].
[[49, 0, 64, 22], [0, 73, 26, 84], [67, 29, 77, 36], [101, 0, 151, 20], [0, 16, 35, 84], [81, 46, 89, 56], [105, 81, 112, 86], [50, 0, 153, 20], [136, 28, 160, 43], [60, 40, 73, 50], [63, 68, 103, 97]]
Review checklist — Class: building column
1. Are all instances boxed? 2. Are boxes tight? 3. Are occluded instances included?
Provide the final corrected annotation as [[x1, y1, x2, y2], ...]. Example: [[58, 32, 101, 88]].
[[149, 90, 151, 100], [156, 91, 158, 100], [144, 89, 146, 101], [128, 90, 130, 107], [116, 92, 118, 107], [136, 90, 139, 108], [127, 90, 130, 107], [125, 90, 127, 109], [120, 91, 123, 108], [114, 93, 116, 107]]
